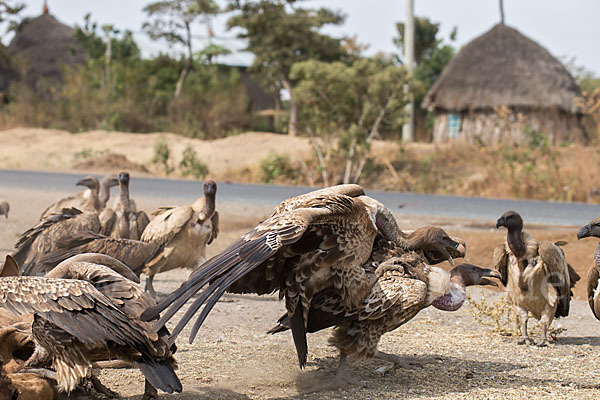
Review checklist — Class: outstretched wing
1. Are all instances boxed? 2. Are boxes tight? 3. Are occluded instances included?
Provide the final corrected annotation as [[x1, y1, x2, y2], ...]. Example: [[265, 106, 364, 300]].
[[274, 184, 365, 214]]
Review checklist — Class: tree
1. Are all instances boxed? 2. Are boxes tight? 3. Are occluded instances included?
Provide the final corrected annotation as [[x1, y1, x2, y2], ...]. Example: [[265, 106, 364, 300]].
[[227, 0, 347, 136], [143, 0, 219, 99], [292, 55, 411, 185], [0, 0, 23, 53]]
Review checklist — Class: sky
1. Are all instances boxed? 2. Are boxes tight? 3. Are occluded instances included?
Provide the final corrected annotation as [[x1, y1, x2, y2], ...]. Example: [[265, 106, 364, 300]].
[[7, 0, 600, 75]]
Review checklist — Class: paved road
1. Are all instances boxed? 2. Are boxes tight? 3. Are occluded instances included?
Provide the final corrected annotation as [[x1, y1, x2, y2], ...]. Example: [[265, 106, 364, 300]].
[[1, 169, 599, 226]]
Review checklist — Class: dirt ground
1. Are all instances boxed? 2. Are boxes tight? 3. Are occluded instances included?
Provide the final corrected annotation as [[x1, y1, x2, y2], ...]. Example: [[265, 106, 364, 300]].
[[1, 184, 600, 399]]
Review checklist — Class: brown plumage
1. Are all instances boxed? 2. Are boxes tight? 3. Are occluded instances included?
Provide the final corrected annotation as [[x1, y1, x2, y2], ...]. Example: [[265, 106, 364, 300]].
[[39, 175, 117, 220], [267, 230, 495, 378], [139, 179, 219, 298], [576, 219, 600, 320], [100, 172, 149, 240], [495, 210, 580, 346], [142, 184, 404, 368], [36, 231, 171, 278], [13, 207, 102, 276], [0, 254, 181, 396], [0, 199, 8, 219]]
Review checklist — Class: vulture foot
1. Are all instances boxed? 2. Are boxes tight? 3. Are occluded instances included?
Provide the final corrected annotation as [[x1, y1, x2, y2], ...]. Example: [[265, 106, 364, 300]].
[[517, 337, 534, 345], [82, 375, 123, 399], [535, 339, 549, 347], [375, 351, 424, 374], [144, 275, 158, 299], [142, 379, 158, 400]]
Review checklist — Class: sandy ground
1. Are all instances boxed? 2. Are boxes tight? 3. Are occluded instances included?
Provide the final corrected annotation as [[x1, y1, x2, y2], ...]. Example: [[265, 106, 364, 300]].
[[1, 185, 600, 399]]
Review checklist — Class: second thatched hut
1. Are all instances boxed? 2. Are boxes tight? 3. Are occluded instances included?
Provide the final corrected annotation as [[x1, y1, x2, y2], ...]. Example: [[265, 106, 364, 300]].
[[422, 23, 586, 145]]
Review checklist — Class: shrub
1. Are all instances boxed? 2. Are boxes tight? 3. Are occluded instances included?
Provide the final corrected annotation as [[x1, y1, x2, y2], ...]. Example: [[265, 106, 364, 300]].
[[152, 139, 174, 175], [179, 145, 209, 179], [260, 153, 298, 184]]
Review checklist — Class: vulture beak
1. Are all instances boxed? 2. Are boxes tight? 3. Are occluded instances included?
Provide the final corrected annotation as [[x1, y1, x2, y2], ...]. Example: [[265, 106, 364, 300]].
[[447, 255, 454, 266], [478, 269, 503, 287], [577, 224, 591, 240], [76, 177, 92, 187], [495, 216, 505, 229]]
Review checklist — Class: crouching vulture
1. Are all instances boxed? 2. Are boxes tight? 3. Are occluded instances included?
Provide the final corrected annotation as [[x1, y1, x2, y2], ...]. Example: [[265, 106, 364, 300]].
[[494, 211, 580, 346], [576, 218, 600, 320], [0, 254, 181, 398]]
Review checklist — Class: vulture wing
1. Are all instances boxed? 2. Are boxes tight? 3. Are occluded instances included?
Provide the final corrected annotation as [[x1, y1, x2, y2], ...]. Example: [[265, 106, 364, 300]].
[[130, 210, 150, 240], [538, 241, 572, 317], [141, 206, 193, 244], [274, 184, 364, 214], [587, 265, 600, 320], [99, 208, 116, 236], [492, 244, 509, 286]]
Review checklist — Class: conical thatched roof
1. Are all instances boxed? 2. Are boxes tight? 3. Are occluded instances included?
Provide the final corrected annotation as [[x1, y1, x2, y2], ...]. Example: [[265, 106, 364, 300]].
[[422, 23, 581, 113], [6, 13, 85, 86]]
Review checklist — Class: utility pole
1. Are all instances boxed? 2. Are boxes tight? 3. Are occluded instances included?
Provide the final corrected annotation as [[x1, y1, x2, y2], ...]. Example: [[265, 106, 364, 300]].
[[401, 0, 415, 142], [499, 0, 505, 24]]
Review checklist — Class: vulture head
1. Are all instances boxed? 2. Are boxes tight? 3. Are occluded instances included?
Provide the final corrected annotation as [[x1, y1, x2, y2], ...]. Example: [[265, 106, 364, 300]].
[[577, 217, 600, 240], [449, 263, 502, 288], [0, 200, 8, 219], [118, 171, 130, 186], [101, 174, 119, 187], [76, 175, 100, 191], [203, 179, 217, 197], [406, 226, 466, 265], [496, 210, 523, 232]]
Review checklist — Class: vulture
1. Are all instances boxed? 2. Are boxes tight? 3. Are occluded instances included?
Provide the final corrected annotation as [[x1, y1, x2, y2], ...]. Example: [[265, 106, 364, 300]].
[[13, 206, 102, 276], [139, 179, 219, 298], [142, 184, 408, 368], [100, 172, 150, 240], [0, 199, 8, 219], [494, 210, 580, 346], [0, 254, 181, 398], [576, 218, 600, 320], [269, 247, 501, 379], [40, 175, 118, 220]]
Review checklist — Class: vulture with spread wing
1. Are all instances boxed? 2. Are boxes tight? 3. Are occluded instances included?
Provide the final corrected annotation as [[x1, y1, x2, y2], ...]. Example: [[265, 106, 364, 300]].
[[0, 254, 181, 398], [494, 210, 580, 346], [142, 184, 406, 368]]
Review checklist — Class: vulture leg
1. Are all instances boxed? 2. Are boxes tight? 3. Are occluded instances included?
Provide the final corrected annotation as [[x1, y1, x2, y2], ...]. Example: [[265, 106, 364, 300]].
[[536, 309, 553, 347], [516, 307, 533, 345], [88, 374, 122, 399], [374, 350, 424, 374], [336, 353, 349, 379], [17, 368, 57, 382], [144, 274, 157, 299], [142, 379, 158, 400]]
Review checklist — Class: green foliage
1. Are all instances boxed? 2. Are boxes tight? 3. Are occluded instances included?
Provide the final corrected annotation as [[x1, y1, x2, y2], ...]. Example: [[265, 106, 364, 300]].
[[0, 0, 24, 36], [152, 139, 174, 175], [179, 145, 209, 178], [259, 153, 298, 184], [564, 57, 600, 93]]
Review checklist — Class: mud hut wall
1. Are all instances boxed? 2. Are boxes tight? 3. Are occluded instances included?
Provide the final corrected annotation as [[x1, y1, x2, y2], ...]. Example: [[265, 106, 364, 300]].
[[433, 108, 586, 145]]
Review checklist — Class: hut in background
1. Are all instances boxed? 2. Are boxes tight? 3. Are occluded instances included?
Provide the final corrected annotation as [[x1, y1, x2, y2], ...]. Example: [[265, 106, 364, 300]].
[[422, 23, 586, 145], [6, 10, 85, 90]]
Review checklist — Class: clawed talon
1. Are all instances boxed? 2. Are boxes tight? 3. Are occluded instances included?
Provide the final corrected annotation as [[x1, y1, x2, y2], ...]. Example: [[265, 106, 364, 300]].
[[517, 337, 534, 345], [535, 339, 549, 347]]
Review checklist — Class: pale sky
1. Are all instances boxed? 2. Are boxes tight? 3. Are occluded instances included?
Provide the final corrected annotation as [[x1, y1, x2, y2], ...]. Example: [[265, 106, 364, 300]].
[[7, 0, 600, 75]]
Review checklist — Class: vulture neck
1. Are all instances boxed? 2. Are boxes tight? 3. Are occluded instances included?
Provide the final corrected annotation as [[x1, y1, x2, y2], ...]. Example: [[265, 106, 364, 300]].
[[200, 193, 216, 219], [594, 242, 600, 268], [431, 275, 467, 311], [119, 181, 131, 210], [98, 180, 112, 208], [506, 227, 530, 290], [83, 187, 100, 211]]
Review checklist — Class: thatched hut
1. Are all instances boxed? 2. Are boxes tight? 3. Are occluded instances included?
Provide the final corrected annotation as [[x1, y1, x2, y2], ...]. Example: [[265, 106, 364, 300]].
[[422, 23, 586, 145], [6, 12, 85, 89]]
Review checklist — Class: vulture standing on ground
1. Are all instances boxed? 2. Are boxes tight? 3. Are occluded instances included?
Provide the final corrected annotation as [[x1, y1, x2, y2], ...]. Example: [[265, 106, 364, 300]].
[[0, 254, 181, 398], [576, 218, 600, 320], [13, 201, 102, 276], [142, 184, 409, 368], [494, 210, 580, 346], [40, 174, 118, 220], [139, 179, 219, 298], [265, 227, 496, 379], [0, 199, 8, 219], [100, 172, 150, 240]]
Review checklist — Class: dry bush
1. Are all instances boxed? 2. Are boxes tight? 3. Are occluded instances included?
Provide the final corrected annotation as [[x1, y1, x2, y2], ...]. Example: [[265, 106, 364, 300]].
[[467, 290, 567, 338]]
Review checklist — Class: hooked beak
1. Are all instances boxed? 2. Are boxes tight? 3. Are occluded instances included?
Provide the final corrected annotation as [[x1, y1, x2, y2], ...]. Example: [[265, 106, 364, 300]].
[[76, 177, 90, 187], [577, 224, 591, 240], [479, 269, 503, 287], [496, 216, 505, 229]]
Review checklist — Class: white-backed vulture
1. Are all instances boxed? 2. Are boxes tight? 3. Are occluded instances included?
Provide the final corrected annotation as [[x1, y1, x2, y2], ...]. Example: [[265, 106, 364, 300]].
[[0, 254, 181, 397], [13, 207, 102, 276], [142, 184, 406, 368], [139, 179, 219, 298], [39, 175, 118, 220], [269, 247, 500, 380], [0, 199, 8, 219], [576, 218, 600, 320], [100, 172, 149, 240], [495, 210, 580, 346]]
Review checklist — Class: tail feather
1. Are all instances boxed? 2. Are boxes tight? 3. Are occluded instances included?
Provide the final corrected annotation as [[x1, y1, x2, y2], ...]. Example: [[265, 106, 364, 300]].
[[134, 359, 182, 394], [290, 305, 307, 368]]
